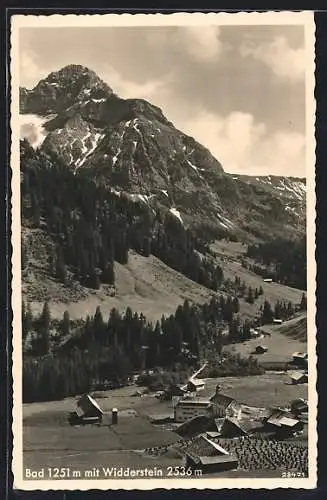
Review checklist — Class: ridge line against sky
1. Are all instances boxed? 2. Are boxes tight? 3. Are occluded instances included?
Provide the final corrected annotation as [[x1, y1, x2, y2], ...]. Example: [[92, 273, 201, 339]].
[[19, 24, 307, 176]]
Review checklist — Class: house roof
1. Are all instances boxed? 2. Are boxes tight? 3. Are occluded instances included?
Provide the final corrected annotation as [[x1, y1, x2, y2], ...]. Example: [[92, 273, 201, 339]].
[[293, 352, 308, 359], [206, 431, 221, 439], [203, 435, 229, 455], [177, 399, 211, 407], [291, 372, 308, 381], [76, 394, 104, 415], [188, 378, 205, 386], [167, 384, 186, 393], [222, 417, 248, 435], [176, 415, 212, 438], [291, 398, 308, 407], [185, 434, 230, 458], [210, 393, 235, 408], [267, 412, 300, 428]]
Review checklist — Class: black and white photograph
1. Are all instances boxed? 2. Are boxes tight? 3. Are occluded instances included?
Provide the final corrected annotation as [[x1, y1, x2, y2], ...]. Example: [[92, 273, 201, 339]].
[[11, 12, 316, 490]]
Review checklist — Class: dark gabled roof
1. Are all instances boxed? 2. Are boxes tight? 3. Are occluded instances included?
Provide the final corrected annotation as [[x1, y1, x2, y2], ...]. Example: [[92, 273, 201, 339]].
[[267, 410, 300, 428], [176, 415, 212, 438], [185, 434, 229, 458], [255, 345, 268, 351], [210, 393, 235, 408], [221, 417, 248, 436], [75, 394, 103, 416]]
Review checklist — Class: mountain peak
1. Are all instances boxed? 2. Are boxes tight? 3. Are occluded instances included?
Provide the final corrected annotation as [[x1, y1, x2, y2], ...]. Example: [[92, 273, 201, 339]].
[[20, 64, 113, 115], [42, 64, 111, 90]]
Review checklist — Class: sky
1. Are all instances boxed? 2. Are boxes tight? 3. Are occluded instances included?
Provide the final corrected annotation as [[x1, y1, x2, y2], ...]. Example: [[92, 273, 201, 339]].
[[19, 24, 307, 176]]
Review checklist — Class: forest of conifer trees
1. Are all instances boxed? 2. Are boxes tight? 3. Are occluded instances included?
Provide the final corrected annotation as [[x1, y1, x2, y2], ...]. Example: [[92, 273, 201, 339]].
[[246, 237, 306, 290], [22, 287, 305, 403], [21, 141, 224, 293]]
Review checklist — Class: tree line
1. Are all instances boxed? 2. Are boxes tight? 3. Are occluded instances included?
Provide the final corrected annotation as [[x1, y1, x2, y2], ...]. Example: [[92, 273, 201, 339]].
[[246, 237, 307, 290], [23, 293, 246, 402], [22, 287, 303, 402]]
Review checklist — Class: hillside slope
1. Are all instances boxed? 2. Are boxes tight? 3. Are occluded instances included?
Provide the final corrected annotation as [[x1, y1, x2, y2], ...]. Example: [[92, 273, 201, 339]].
[[261, 314, 307, 342], [23, 224, 303, 324], [23, 226, 216, 322]]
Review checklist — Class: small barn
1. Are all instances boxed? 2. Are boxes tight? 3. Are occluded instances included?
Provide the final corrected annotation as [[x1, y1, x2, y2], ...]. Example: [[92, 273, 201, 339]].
[[273, 318, 283, 325], [255, 345, 268, 354], [291, 398, 308, 415], [220, 417, 248, 438], [292, 352, 308, 367], [187, 378, 205, 392], [290, 372, 308, 385], [185, 436, 238, 474], [69, 394, 104, 425], [265, 411, 303, 436]]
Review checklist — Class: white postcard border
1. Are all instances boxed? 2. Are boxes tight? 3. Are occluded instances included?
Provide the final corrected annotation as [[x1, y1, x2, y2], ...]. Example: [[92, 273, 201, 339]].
[[11, 11, 317, 490]]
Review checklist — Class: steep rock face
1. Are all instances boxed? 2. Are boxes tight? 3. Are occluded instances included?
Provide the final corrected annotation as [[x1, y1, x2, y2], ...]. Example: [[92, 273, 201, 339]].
[[234, 174, 306, 217], [19, 65, 306, 241]]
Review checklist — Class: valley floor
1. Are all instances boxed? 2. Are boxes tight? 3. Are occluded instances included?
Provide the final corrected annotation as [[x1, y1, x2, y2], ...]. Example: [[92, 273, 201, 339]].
[[224, 321, 307, 364], [23, 371, 308, 480], [21, 239, 309, 481]]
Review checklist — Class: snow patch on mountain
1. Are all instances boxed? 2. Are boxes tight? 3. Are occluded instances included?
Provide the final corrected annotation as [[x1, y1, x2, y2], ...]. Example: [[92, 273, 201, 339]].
[[169, 208, 183, 224], [186, 159, 199, 172], [218, 214, 234, 229], [112, 152, 120, 166], [75, 131, 105, 168]]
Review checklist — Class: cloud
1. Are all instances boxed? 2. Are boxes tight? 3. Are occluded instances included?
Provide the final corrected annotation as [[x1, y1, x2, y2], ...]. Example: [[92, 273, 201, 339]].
[[144, 26, 224, 63], [253, 129, 306, 176], [182, 110, 305, 176], [176, 26, 224, 62], [100, 66, 174, 102], [239, 36, 305, 82], [19, 50, 47, 89], [20, 122, 38, 144]]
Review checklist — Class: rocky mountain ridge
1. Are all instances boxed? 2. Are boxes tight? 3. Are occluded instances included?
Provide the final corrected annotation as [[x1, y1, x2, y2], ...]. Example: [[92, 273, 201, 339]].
[[20, 64, 306, 242]]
